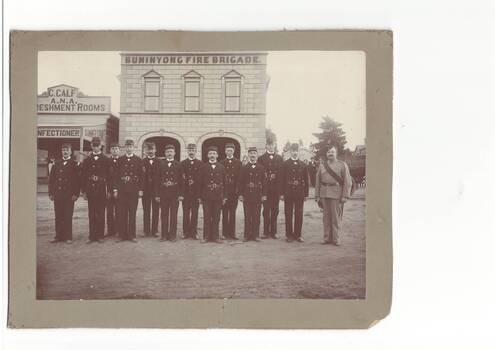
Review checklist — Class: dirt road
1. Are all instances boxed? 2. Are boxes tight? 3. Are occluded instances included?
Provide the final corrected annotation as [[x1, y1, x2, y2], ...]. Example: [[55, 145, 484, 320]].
[[37, 188, 365, 299]]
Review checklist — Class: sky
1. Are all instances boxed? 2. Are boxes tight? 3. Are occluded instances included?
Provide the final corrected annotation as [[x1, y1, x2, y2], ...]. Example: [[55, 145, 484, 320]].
[[38, 51, 365, 149]]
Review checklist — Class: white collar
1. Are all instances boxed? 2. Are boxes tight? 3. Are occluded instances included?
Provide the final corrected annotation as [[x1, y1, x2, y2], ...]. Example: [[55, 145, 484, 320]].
[[62, 157, 71, 161], [147, 155, 156, 159], [126, 154, 134, 158], [291, 158, 298, 161], [188, 157, 196, 161], [209, 161, 217, 164], [267, 151, 274, 155], [166, 158, 174, 162], [226, 156, 234, 160]]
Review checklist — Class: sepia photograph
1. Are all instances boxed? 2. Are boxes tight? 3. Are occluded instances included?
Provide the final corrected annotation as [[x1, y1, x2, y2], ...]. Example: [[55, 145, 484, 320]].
[[36, 50, 366, 300]]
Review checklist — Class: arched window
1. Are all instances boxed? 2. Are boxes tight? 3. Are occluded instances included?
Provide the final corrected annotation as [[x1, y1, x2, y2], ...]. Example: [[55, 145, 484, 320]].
[[182, 70, 203, 112], [142, 70, 162, 112]]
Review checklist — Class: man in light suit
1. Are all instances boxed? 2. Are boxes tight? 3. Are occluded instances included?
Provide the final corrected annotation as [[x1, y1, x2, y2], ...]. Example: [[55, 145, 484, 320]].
[[314, 145, 352, 245]]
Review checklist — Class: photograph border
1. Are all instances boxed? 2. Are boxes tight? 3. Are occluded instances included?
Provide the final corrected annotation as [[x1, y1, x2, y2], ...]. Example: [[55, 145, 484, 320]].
[[9, 30, 392, 329]]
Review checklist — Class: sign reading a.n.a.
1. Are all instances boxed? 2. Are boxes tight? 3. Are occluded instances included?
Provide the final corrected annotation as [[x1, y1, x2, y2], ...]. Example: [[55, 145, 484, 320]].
[[37, 85, 111, 114]]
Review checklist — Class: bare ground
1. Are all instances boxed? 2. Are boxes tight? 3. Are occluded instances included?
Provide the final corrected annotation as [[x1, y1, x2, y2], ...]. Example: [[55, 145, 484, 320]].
[[36, 188, 366, 299]]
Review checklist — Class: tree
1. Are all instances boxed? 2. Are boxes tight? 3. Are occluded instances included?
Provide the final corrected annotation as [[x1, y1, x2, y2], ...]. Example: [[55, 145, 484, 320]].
[[312, 116, 348, 159], [283, 140, 291, 152], [265, 128, 277, 143]]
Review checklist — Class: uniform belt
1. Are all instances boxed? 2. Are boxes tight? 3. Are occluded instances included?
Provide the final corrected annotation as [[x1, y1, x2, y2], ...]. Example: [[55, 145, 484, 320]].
[[121, 175, 137, 183], [90, 175, 105, 182], [247, 182, 260, 188], [208, 183, 222, 189], [287, 180, 301, 186], [162, 180, 177, 187], [321, 182, 339, 187]]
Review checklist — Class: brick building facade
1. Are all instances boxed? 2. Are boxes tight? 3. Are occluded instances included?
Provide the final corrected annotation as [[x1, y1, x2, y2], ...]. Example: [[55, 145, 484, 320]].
[[119, 52, 268, 161]]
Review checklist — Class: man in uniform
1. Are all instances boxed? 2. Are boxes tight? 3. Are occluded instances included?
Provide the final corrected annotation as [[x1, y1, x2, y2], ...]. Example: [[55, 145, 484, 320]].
[[220, 143, 242, 240], [48, 143, 80, 244], [280, 143, 309, 242], [112, 139, 144, 243], [106, 142, 120, 238], [142, 141, 160, 237], [315, 145, 352, 245], [154, 144, 184, 242], [199, 146, 226, 243], [308, 157, 317, 187], [181, 143, 202, 239], [81, 137, 110, 243], [258, 139, 283, 239], [238, 146, 267, 242]]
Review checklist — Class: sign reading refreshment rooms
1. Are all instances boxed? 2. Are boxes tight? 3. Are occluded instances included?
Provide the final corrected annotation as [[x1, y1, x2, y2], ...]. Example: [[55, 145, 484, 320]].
[[37, 85, 111, 114]]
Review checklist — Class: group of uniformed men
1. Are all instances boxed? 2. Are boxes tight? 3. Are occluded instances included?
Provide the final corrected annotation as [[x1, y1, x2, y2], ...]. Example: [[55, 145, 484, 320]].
[[48, 136, 352, 246]]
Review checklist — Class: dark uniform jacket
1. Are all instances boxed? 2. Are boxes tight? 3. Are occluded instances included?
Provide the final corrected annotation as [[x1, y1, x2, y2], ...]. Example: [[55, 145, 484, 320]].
[[280, 158, 309, 199], [48, 158, 81, 198], [107, 156, 120, 190], [153, 159, 184, 199], [258, 152, 284, 195], [199, 162, 226, 201], [220, 156, 242, 198], [81, 152, 110, 197], [143, 156, 160, 195], [112, 154, 144, 193], [181, 157, 203, 199], [238, 162, 267, 202]]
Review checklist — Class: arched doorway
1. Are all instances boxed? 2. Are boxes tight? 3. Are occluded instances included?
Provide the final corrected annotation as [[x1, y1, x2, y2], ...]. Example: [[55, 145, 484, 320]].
[[143, 136, 181, 161], [201, 137, 241, 162]]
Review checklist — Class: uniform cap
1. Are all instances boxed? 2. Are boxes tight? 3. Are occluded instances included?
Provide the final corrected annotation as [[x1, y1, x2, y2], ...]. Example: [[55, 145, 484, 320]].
[[144, 141, 156, 149], [207, 146, 218, 153], [109, 142, 120, 148], [248, 146, 258, 153], [165, 144, 175, 151], [290, 143, 299, 151], [61, 143, 72, 149], [187, 143, 197, 149], [124, 139, 134, 146], [225, 143, 235, 150], [91, 137, 101, 146]]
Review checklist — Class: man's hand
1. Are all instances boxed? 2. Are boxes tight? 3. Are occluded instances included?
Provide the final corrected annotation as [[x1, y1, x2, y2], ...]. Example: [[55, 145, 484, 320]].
[[138, 190, 143, 197], [279, 195, 284, 201], [340, 197, 348, 204], [261, 195, 267, 202], [49, 195, 54, 201], [113, 191, 118, 199], [238, 195, 244, 202], [315, 196, 320, 203], [222, 198, 227, 206], [106, 192, 111, 199], [197, 198, 202, 204], [155, 197, 160, 203], [178, 196, 184, 202], [71, 195, 78, 202], [82, 193, 88, 201]]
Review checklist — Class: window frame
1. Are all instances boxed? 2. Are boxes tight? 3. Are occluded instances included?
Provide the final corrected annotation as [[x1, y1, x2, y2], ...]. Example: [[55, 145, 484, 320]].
[[224, 78, 242, 113], [183, 78, 201, 112], [143, 78, 161, 112]]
